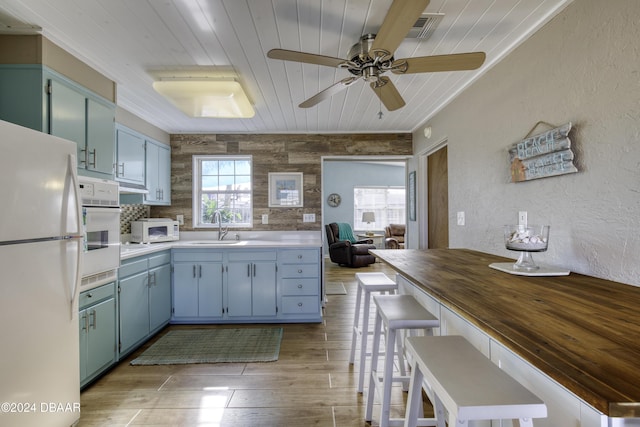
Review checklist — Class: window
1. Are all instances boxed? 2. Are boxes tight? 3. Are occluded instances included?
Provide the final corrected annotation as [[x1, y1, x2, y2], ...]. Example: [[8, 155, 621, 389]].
[[353, 186, 406, 229], [193, 155, 252, 228]]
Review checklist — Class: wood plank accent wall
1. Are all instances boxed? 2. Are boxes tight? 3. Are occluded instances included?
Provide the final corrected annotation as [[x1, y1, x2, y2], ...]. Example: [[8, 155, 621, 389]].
[[150, 133, 412, 231]]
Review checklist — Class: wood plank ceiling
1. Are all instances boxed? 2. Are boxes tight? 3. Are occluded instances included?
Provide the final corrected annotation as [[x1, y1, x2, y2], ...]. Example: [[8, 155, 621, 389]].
[[0, 0, 573, 134]]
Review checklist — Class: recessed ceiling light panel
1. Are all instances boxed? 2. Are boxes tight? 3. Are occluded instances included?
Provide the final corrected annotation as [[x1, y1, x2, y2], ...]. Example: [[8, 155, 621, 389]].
[[152, 79, 255, 119]]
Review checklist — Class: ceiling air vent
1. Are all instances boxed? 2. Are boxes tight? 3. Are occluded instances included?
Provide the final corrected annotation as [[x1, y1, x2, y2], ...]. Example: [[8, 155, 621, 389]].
[[407, 13, 445, 40]]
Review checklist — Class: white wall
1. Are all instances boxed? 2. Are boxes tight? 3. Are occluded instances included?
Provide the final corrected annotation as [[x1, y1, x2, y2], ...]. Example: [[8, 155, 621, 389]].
[[413, 0, 640, 286]]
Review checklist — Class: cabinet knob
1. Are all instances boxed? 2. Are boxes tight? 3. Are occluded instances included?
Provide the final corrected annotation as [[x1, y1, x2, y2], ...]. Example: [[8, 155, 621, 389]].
[[87, 293, 93, 298], [297, 284, 303, 289], [298, 302, 303, 307], [298, 269, 303, 274], [297, 254, 302, 259]]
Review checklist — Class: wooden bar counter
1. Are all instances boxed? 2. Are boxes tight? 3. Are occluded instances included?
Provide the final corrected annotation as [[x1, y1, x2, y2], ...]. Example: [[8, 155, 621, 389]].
[[370, 248, 640, 419]]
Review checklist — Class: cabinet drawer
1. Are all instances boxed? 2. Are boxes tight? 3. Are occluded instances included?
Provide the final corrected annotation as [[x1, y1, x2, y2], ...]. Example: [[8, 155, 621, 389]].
[[281, 296, 320, 314], [281, 278, 319, 296], [227, 251, 276, 262], [279, 248, 319, 264], [173, 251, 223, 262], [280, 264, 319, 278], [118, 258, 147, 278], [79, 282, 115, 309], [148, 250, 170, 268]]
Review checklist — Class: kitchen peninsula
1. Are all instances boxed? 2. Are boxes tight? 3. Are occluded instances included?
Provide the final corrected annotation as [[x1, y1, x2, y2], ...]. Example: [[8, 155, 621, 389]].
[[371, 248, 640, 425]]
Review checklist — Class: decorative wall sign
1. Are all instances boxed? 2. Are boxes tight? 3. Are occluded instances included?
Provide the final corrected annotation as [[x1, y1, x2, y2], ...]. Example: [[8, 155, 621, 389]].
[[509, 122, 577, 182], [268, 172, 303, 207]]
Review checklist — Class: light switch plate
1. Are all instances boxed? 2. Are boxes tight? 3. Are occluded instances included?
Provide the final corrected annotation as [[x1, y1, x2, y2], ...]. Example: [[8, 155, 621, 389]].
[[262, 214, 268, 224], [457, 211, 465, 226], [176, 214, 184, 225], [303, 213, 316, 223], [518, 211, 527, 226]]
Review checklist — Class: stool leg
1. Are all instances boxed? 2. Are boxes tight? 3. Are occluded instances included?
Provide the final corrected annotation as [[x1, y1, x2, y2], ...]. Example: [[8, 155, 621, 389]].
[[380, 326, 397, 427], [396, 330, 407, 391], [404, 360, 424, 427], [349, 284, 363, 364], [357, 289, 371, 393], [433, 393, 448, 427], [365, 310, 383, 422]]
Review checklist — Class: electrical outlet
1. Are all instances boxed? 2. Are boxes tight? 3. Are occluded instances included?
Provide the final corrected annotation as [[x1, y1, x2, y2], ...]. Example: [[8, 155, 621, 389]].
[[518, 211, 528, 226], [176, 214, 184, 225], [262, 214, 268, 224], [303, 213, 316, 223], [457, 211, 465, 226]]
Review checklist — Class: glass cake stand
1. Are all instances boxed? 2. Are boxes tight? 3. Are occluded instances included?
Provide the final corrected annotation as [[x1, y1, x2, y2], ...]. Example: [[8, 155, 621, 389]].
[[504, 225, 550, 271]]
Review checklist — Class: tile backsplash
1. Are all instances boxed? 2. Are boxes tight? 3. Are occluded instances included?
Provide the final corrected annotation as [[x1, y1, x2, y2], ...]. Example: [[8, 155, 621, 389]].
[[120, 204, 150, 235]]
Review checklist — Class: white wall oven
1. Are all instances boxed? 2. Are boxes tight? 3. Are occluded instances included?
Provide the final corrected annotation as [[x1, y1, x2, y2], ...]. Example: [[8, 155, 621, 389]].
[[78, 176, 120, 289]]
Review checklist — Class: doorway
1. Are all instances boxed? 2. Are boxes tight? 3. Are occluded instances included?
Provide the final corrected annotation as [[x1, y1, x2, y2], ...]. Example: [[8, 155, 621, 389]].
[[321, 157, 408, 254], [427, 145, 448, 248]]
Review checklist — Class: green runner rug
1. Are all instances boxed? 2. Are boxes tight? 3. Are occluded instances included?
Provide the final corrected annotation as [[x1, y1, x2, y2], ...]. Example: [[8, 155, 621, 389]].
[[130, 328, 283, 365]]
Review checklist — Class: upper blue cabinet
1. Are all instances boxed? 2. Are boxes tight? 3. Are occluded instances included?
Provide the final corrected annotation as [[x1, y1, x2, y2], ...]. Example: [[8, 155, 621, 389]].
[[48, 75, 116, 178], [116, 123, 171, 206], [145, 139, 171, 205], [0, 35, 117, 179], [115, 125, 146, 186]]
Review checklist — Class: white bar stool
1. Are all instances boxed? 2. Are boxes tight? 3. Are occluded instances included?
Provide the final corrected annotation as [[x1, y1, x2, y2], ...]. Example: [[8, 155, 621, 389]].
[[349, 272, 398, 393], [404, 335, 547, 427], [365, 294, 440, 427]]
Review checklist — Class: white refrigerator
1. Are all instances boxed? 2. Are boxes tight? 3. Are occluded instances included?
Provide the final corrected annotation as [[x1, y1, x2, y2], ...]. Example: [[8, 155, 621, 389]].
[[0, 120, 83, 426]]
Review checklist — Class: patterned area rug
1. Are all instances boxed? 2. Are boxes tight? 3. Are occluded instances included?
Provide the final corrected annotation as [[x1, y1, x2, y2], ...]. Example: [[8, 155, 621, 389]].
[[326, 281, 347, 295], [130, 328, 283, 365]]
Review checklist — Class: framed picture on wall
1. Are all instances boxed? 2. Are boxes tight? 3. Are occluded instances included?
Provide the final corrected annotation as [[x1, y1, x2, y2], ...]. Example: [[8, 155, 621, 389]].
[[268, 172, 304, 207], [409, 171, 416, 221]]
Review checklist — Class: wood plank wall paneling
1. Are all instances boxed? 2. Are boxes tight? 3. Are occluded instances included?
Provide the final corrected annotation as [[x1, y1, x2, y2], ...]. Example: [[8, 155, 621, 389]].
[[150, 133, 412, 231]]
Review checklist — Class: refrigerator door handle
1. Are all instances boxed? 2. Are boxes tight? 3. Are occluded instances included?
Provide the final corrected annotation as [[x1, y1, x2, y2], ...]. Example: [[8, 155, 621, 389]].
[[66, 153, 83, 319]]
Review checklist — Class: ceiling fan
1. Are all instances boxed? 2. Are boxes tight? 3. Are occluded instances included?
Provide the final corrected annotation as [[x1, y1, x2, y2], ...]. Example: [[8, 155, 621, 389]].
[[267, 0, 485, 112]]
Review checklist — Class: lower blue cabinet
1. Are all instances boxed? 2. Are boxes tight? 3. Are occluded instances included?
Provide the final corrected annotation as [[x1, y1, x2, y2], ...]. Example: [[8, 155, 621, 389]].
[[79, 282, 117, 388], [118, 251, 171, 357]]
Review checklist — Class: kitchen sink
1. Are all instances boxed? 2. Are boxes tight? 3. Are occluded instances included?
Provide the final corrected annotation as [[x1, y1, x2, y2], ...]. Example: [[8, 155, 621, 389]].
[[181, 240, 246, 245]]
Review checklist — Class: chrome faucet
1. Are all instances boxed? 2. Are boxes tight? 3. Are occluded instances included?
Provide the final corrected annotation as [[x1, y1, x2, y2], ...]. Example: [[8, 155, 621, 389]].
[[212, 210, 229, 241]]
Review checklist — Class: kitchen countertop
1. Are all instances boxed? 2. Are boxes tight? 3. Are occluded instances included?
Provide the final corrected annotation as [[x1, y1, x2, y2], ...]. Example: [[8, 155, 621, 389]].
[[120, 238, 322, 260], [371, 248, 640, 418]]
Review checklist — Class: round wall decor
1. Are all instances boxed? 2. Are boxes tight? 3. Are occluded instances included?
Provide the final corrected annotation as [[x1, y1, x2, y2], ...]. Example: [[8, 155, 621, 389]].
[[327, 193, 341, 207]]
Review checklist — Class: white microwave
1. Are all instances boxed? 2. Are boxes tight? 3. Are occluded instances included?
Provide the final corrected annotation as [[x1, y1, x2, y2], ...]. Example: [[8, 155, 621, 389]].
[[131, 218, 179, 243]]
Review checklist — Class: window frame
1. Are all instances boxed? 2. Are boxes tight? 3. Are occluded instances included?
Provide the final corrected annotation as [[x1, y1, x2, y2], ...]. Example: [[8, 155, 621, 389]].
[[192, 154, 253, 229], [353, 185, 406, 230]]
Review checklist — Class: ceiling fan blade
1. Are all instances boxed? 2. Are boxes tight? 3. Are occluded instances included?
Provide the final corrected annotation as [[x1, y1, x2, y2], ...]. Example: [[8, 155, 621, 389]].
[[370, 76, 405, 111], [369, 0, 431, 58], [393, 52, 486, 74], [267, 48, 347, 68], [299, 77, 359, 108]]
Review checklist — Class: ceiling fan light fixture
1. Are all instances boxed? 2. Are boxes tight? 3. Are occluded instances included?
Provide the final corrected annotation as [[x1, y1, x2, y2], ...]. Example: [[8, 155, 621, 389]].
[[152, 79, 254, 119]]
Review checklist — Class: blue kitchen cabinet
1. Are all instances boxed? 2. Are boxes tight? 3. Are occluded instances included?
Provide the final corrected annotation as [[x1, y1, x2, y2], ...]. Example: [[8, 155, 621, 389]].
[[172, 249, 280, 323], [145, 139, 171, 205], [86, 97, 116, 175], [118, 251, 171, 357], [227, 251, 277, 318], [149, 259, 172, 331], [0, 65, 116, 179], [115, 124, 146, 186], [172, 250, 224, 321], [278, 248, 322, 322], [79, 282, 117, 388]]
